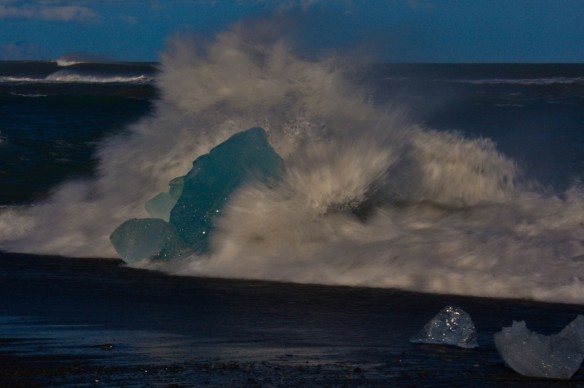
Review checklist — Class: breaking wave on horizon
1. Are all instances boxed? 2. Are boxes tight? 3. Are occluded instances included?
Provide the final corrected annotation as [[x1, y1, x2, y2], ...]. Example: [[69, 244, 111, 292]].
[[0, 61, 155, 85], [0, 72, 153, 85], [2, 23, 584, 305]]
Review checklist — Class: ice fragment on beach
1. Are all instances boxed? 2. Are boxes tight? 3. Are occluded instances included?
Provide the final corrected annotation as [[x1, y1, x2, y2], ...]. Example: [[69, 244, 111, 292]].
[[170, 127, 284, 254], [110, 218, 190, 263], [410, 306, 478, 349], [145, 177, 184, 221], [494, 315, 584, 380]]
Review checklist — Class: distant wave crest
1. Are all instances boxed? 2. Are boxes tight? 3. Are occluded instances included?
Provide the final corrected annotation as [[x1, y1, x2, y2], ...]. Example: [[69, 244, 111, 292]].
[[0, 70, 153, 84], [56, 59, 85, 67], [453, 77, 584, 86]]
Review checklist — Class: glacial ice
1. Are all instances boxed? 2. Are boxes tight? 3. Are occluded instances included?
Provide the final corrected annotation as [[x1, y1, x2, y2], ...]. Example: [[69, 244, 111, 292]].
[[111, 127, 284, 262], [169, 127, 284, 254], [494, 315, 584, 380], [145, 193, 174, 220], [410, 306, 479, 349], [110, 218, 191, 263], [145, 177, 184, 221]]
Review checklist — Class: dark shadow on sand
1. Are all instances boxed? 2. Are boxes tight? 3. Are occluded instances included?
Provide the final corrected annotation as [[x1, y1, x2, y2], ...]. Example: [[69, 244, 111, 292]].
[[1, 251, 583, 386]]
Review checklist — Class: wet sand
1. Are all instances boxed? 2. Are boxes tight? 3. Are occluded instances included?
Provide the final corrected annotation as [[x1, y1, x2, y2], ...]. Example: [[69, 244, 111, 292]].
[[1, 251, 584, 386]]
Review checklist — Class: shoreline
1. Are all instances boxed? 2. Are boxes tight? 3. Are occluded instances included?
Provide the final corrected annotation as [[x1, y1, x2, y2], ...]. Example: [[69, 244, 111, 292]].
[[2, 251, 584, 386]]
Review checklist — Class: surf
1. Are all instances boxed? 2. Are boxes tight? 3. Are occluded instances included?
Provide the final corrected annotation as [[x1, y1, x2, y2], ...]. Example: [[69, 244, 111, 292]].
[[1, 22, 584, 304]]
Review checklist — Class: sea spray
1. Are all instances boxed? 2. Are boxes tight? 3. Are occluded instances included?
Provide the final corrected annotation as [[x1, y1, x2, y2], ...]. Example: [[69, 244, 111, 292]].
[[2, 22, 584, 304], [0, 22, 376, 258]]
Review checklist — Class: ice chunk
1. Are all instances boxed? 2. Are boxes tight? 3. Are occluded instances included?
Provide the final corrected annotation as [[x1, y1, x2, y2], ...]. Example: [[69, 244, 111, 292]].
[[168, 176, 184, 200], [410, 306, 478, 349], [494, 315, 584, 380], [110, 128, 283, 262], [145, 193, 175, 220], [110, 218, 191, 263], [145, 177, 185, 221], [170, 127, 284, 254]]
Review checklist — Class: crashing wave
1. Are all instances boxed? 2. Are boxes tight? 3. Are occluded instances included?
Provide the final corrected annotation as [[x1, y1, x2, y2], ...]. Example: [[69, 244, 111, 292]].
[[2, 22, 584, 304]]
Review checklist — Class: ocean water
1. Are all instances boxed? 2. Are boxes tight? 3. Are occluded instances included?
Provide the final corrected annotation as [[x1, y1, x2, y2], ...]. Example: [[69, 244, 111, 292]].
[[1, 29, 584, 306], [0, 61, 155, 204]]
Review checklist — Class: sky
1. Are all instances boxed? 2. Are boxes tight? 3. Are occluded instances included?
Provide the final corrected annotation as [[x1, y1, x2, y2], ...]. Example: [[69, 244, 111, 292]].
[[0, 0, 583, 63]]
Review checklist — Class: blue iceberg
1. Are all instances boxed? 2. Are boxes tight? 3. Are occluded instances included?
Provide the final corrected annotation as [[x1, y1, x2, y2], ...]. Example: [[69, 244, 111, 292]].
[[145, 176, 185, 221], [110, 127, 284, 262], [110, 218, 190, 263], [170, 127, 284, 254]]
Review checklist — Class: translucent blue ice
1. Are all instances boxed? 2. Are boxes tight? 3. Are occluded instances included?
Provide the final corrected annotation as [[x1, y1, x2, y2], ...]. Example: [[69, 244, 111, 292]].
[[494, 316, 584, 380], [169, 127, 284, 254], [111, 127, 283, 262], [410, 306, 478, 349], [145, 177, 185, 221], [110, 218, 191, 262]]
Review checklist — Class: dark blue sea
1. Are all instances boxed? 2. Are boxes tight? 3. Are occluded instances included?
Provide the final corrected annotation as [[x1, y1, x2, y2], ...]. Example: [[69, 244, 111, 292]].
[[2, 62, 583, 204], [1, 37, 584, 386], [0, 60, 155, 204]]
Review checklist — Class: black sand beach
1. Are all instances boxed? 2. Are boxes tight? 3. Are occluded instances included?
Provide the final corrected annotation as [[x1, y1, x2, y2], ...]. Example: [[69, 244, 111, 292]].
[[2, 251, 584, 386]]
